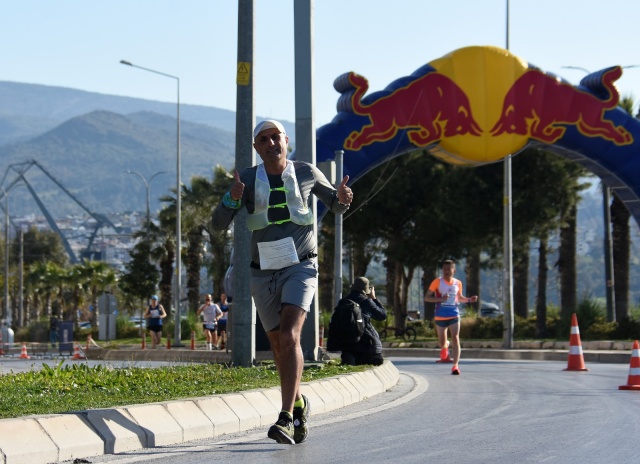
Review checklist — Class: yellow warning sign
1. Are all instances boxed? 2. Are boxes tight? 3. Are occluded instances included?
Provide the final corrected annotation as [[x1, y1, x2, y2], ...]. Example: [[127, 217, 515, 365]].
[[236, 62, 251, 86]]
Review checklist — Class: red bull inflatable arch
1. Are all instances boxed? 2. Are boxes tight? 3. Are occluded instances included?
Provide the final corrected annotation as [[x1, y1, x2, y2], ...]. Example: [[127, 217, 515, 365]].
[[304, 46, 640, 222]]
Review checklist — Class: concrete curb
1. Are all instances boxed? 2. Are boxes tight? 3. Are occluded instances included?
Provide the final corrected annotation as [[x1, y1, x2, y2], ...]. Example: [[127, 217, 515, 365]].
[[0, 361, 399, 464]]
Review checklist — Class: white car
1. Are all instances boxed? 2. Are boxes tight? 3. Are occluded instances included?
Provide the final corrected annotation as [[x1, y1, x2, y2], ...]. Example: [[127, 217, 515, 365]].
[[480, 302, 503, 318], [129, 317, 146, 329]]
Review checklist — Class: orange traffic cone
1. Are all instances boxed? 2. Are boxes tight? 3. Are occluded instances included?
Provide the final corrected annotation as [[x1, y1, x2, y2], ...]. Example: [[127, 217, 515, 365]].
[[564, 313, 589, 371], [436, 341, 453, 363], [619, 340, 640, 390], [71, 343, 86, 360], [19, 343, 30, 359]]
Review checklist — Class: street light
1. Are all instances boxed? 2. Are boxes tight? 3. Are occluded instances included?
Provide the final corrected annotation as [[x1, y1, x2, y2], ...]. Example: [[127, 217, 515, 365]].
[[120, 59, 183, 345], [123, 170, 168, 239]]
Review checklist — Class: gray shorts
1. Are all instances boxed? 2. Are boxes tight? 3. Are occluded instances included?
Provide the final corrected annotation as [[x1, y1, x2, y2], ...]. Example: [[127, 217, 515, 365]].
[[250, 259, 318, 332]]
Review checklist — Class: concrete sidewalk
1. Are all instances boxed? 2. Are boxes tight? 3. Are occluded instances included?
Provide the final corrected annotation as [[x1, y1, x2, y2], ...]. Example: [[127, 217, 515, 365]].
[[0, 361, 399, 464]]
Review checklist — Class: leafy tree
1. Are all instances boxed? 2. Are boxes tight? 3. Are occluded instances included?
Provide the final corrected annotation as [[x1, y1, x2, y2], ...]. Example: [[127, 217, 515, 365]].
[[81, 260, 117, 327], [342, 151, 468, 328], [180, 176, 213, 313], [24, 261, 65, 321], [158, 187, 184, 319], [144, 220, 175, 318], [202, 166, 235, 298], [119, 241, 159, 316], [13, 227, 67, 267], [181, 170, 230, 311], [511, 149, 584, 319]]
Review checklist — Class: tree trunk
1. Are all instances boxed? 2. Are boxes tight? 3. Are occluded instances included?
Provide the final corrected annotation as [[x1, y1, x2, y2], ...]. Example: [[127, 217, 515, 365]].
[[513, 239, 530, 319], [558, 203, 577, 319], [160, 238, 174, 321], [384, 258, 395, 319], [350, 237, 372, 278], [318, 222, 335, 312], [611, 194, 630, 321], [186, 229, 203, 314], [423, 266, 437, 321], [393, 260, 404, 328], [465, 249, 481, 314], [397, 265, 414, 331], [535, 233, 548, 338]]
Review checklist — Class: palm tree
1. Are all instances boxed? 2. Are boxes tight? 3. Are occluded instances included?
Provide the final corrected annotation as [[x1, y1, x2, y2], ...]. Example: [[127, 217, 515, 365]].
[[81, 261, 116, 327], [25, 261, 64, 321], [609, 95, 636, 322], [180, 176, 219, 313]]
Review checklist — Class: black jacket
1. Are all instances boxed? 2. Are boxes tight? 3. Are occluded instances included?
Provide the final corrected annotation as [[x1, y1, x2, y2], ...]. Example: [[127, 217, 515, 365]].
[[328, 290, 387, 354]]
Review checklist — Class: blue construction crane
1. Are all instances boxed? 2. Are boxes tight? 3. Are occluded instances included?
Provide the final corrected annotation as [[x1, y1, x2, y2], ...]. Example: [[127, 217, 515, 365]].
[[0, 159, 121, 263]]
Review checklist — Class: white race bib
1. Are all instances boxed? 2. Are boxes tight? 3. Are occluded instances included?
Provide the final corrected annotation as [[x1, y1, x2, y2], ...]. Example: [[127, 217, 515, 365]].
[[257, 237, 300, 270]]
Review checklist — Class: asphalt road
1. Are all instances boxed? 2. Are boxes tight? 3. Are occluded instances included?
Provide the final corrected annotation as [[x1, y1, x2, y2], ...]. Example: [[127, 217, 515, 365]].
[[85, 357, 640, 464]]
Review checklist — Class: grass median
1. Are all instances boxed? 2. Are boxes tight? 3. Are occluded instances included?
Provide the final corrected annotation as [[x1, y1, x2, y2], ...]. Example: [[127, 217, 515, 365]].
[[0, 360, 366, 420]]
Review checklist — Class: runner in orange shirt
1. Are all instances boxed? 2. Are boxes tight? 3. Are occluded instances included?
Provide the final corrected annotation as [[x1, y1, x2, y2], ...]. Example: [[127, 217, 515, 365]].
[[424, 260, 477, 375]]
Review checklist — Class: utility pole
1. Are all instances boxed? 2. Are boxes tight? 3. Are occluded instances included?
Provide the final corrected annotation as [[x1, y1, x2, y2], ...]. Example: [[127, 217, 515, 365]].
[[294, 0, 319, 360], [232, 0, 256, 367]]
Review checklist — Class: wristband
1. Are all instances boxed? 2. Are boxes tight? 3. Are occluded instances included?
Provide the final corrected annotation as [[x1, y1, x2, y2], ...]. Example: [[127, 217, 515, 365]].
[[222, 191, 242, 209]]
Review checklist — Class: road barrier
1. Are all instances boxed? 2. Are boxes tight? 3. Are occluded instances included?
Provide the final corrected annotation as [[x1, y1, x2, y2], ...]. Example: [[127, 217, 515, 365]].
[[71, 343, 86, 360], [19, 343, 30, 359], [564, 313, 589, 371], [619, 340, 640, 390]]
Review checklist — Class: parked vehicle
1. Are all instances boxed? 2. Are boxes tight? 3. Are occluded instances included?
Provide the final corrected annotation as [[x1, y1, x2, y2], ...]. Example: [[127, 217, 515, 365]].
[[129, 317, 146, 329], [480, 302, 503, 318]]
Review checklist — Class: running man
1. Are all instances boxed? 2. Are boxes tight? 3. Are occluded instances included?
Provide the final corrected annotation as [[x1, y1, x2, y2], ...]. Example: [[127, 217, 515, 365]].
[[424, 260, 477, 375], [211, 119, 353, 444]]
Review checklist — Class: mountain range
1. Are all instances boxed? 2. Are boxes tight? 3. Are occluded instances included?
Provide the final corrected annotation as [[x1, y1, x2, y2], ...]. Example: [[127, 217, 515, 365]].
[[0, 81, 293, 216]]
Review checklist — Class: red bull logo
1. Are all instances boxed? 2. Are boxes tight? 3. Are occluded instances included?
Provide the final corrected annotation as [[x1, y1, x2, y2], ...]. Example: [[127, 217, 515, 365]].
[[491, 66, 632, 146], [338, 46, 634, 164], [343, 71, 482, 151]]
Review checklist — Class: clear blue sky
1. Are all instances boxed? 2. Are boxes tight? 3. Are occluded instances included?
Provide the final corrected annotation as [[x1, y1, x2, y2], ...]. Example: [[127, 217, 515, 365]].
[[2, 0, 639, 127]]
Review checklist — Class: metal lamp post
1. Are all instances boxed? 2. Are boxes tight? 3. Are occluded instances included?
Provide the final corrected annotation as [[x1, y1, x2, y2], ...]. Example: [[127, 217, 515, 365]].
[[123, 170, 168, 239], [2, 188, 8, 325], [120, 60, 183, 345]]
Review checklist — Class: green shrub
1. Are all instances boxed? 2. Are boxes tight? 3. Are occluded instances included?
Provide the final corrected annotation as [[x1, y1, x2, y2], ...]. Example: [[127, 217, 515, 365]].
[[613, 318, 640, 341], [575, 296, 606, 330], [514, 316, 536, 339], [584, 321, 616, 340], [164, 311, 201, 342], [463, 317, 502, 339]]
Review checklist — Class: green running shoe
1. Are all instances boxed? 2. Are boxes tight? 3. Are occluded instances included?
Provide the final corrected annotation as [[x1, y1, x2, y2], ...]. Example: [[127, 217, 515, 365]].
[[293, 394, 311, 444], [267, 412, 295, 445]]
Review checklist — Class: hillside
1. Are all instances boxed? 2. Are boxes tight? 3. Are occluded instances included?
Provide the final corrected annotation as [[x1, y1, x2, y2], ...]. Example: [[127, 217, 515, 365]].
[[0, 110, 236, 216], [0, 80, 295, 146]]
